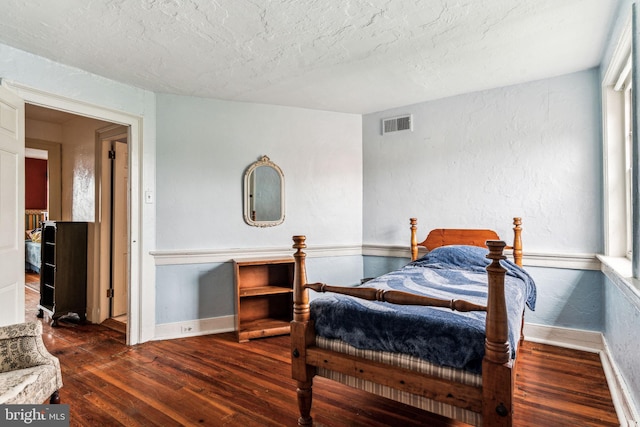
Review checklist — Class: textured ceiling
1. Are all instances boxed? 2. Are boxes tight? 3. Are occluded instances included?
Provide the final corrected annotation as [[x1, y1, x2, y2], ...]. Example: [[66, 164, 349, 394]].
[[1, 0, 620, 114]]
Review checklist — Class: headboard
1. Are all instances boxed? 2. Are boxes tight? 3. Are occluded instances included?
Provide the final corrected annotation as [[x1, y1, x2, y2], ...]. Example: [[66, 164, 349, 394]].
[[25, 210, 45, 232], [410, 217, 523, 266]]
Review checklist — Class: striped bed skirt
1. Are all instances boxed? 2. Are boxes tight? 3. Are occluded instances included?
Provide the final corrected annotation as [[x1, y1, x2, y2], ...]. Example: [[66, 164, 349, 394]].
[[316, 336, 483, 426]]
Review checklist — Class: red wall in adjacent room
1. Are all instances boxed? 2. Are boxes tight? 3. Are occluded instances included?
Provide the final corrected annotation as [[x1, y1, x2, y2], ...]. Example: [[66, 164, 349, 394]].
[[25, 158, 47, 209]]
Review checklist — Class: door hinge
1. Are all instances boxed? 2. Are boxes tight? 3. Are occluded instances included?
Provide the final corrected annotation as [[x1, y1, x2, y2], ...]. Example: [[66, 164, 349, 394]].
[[108, 149, 116, 160], [107, 288, 114, 298]]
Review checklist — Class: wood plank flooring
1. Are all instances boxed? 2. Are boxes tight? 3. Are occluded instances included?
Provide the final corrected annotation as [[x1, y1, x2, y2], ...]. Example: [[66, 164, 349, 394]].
[[23, 283, 619, 426]]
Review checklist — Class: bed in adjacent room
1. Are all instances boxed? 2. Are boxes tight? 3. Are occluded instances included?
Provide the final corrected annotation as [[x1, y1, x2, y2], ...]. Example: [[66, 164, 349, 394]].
[[25, 210, 45, 273], [290, 217, 535, 426]]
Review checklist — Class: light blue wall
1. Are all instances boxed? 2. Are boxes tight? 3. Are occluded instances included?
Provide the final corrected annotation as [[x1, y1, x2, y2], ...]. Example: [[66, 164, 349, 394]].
[[155, 94, 363, 324], [604, 276, 640, 412], [364, 255, 409, 279], [362, 69, 603, 254], [361, 69, 604, 331], [524, 267, 603, 331], [156, 93, 363, 251], [156, 256, 363, 323], [599, 0, 640, 413], [156, 262, 234, 323]]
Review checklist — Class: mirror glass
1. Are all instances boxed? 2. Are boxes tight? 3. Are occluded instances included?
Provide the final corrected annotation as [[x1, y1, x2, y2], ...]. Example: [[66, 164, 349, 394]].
[[244, 155, 285, 227]]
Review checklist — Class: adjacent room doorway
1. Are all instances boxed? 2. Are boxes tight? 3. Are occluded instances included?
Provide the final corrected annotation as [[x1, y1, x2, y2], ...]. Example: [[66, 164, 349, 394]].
[[22, 107, 131, 340], [4, 79, 145, 345]]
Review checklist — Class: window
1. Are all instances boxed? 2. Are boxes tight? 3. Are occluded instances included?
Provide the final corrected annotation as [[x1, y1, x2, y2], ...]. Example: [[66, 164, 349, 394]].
[[602, 21, 632, 259], [622, 63, 633, 257]]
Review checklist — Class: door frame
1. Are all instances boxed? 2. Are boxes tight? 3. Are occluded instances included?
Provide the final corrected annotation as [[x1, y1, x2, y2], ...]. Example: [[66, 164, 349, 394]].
[[25, 138, 61, 220], [97, 125, 129, 325], [5, 81, 144, 345]]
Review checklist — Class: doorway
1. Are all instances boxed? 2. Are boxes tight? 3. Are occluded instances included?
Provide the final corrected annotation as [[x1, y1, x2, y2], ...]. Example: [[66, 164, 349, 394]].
[[4, 79, 146, 345], [23, 105, 130, 339]]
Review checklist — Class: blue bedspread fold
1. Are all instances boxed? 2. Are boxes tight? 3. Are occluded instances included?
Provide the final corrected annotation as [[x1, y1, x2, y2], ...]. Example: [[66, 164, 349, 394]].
[[310, 245, 537, 374]]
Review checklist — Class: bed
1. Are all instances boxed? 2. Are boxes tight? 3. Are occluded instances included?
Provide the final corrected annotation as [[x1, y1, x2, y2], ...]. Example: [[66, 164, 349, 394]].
[[290, 217, 535, 426], [25, 210, 45, 273]]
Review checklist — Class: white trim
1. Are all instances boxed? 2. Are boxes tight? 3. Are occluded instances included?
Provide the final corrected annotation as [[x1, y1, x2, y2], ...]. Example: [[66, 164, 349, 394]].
[[524, 323, 638, 426], [604, 17, 633, 87], [523, 323, 603, 352], [599, 255, 640, 306], [362, 244, 408, 258], [362, 244, 600, 270], [615, 55, 633, 91], [153, 244, 599, 269], [521, 251, 600, 270], [601, 339, 640, 427], [602, 15, 632, 258], [153, 315, 235, 340], [151, 244, 362, 265], [1, 79, 149, 345]]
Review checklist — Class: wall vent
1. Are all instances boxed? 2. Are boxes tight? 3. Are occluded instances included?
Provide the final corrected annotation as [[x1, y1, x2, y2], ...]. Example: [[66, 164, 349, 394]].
[[382, 114, 413, 135]]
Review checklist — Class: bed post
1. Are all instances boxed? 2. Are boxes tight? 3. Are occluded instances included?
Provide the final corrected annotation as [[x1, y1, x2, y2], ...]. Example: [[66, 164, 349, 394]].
[[512, 218, 523, 267], [291, 236, 315, 426], [482, 240, 513, 427], [410, 218, 418, 261]]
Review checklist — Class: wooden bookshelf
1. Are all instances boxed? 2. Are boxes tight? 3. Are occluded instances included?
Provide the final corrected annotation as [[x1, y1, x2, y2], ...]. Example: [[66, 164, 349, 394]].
[[233, 257, 294, 342]]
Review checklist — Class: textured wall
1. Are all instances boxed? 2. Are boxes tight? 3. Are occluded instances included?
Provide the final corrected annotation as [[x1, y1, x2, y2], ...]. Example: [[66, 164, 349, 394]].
[[361, 69, 604, 331], [604, 276, 640, 413], [156, 256, 363, 324], [156, 93, 362, 251], [60, 116, 110, 222], [599, 1, 640, 414], [362, 69, 602, 254], [154, 94, 363, 324], [524, 267, 603, 331]]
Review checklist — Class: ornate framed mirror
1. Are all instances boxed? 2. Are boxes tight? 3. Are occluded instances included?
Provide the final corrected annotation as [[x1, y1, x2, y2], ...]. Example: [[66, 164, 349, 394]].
[[243, 155, 285, 227]]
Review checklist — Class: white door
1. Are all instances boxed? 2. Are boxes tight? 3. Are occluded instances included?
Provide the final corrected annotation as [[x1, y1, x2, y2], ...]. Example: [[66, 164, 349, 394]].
[[111, 141, 128, 318], [0, 84, 25, 326]]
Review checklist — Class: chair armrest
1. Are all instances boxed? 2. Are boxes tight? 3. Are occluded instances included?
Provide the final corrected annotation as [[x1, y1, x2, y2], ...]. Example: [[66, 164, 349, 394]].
[[0, 321, 42, 340], [0, 321, 59, 373]]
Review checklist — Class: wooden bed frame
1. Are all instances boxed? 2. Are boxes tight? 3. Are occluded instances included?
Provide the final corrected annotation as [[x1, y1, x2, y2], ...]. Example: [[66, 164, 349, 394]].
[[291, 217, 524, 426]]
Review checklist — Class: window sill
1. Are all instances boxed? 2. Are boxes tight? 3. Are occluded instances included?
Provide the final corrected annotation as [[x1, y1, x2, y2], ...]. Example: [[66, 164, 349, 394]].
[[597, 255, 640, 306]]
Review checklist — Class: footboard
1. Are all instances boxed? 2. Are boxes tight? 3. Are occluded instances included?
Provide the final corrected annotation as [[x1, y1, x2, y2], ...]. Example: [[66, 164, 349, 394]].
[[304, 282, 487, 312]]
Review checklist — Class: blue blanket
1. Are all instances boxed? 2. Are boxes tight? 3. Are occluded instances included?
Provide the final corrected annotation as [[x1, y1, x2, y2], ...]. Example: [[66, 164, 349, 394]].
[[310, 245, 536, 374], [25, 240, 41, 273]]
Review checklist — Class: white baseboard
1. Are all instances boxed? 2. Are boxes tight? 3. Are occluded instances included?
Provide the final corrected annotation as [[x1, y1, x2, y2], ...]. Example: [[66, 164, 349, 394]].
[[153, 315, 236, 340], [601, 339, 640, 427], [523, 322, 603, 352], [524, 323, 638, 426]]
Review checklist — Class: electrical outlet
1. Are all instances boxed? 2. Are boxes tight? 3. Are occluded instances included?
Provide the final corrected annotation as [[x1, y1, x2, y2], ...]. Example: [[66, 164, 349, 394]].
[[181, 326, 193, 333]]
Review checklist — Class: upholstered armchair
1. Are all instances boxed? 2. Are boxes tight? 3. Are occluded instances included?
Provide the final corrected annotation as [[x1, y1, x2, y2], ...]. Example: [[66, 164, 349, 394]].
[[0, 321, 63, 404]]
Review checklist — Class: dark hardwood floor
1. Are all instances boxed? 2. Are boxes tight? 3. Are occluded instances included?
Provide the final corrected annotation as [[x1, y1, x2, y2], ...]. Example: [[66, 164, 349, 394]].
[[24, 276, 619, 426]]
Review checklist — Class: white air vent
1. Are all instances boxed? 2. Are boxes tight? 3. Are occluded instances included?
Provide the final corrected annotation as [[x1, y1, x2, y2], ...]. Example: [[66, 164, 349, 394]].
[[382, 114, 413, 135]]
